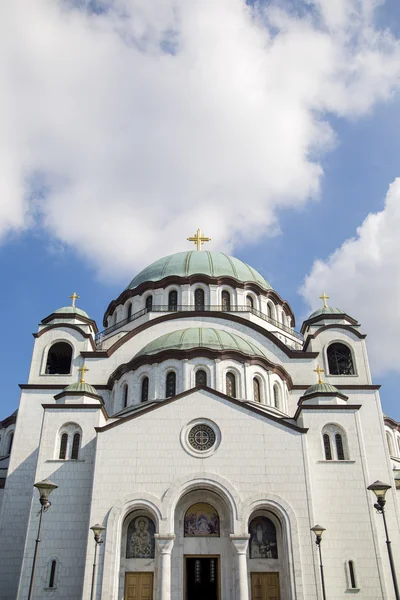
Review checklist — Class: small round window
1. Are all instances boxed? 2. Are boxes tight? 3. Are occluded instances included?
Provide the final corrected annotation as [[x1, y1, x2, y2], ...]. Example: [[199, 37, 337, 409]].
[[188, 424, 216, 451]]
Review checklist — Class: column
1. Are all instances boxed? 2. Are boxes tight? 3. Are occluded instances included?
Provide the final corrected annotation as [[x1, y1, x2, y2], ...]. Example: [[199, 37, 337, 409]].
[[155, 534, 175, 600], [230, 535, 250, 600]]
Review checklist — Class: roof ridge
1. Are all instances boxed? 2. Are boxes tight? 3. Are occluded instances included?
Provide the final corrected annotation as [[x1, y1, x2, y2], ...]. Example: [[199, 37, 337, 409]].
[[185, 251, 193, 276], [206, 251, 214, 276], [223, 253, 239, 279], [160, 254, 174, 279]]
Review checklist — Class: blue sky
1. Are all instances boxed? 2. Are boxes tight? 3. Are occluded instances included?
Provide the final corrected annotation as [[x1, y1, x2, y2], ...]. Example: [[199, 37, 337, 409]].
[[2, 0, 400, 420]]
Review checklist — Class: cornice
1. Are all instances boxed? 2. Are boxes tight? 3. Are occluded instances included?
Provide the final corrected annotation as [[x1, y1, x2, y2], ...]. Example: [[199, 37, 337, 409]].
[[292, 384, 380, 391], [34, 324, 97, 350], [302, 324, 366, 350], [294, 403, 362, 421], [41, 312, 98, 333], [42, 403, 108, 419], [103, 276, 295, 326], [301, 313, 359, 335]]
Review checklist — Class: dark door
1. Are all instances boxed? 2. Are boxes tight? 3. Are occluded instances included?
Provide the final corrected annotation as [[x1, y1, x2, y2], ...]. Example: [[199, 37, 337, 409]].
[[186, 557, 218, 600]]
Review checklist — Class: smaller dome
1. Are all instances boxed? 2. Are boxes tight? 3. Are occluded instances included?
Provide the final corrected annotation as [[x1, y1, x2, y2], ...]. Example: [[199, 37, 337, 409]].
[[304, 382, 340, 397], [54, 306, 90, 319], [64, 381, 99, 396], [136, 327, 268, 358], [309, 306, 345, 319]]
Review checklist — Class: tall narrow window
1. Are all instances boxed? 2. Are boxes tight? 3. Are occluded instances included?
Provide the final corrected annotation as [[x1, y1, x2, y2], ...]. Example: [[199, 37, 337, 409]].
[[323, 434, 332, 460], [145, 296, 153, 311], [273, 384, 280, 409], [348, 561, 357, 589], [7, 432, 14, 455], [49, 560, 57, 588], [45, 342, 73, 375], [168, 291, 178, 311], [335, 433, 345, 460], [246, 296, 254, 309], [386, 432, 394, 456], [327, 343, 355, 375], [221, 291, 231, 311], [267, 303, 273, 319], [123, 384, 129, 408], [127, 303, 132, 320], [141, 377, 149, 402], [194, 288, 205, 310], [166, 372, 176, 398], [59, 433, 68, 459], [195, 369, 207, 387], [226, 372, 236, 398], [253, 378, 261, 402], [71, 433, 80, 460]]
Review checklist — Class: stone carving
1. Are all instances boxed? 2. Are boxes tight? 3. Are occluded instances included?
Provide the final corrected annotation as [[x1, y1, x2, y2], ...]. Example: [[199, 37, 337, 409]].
[[249, 517, 278, 559], [184, 503, 220, 537], [126, 516, 155, 558]]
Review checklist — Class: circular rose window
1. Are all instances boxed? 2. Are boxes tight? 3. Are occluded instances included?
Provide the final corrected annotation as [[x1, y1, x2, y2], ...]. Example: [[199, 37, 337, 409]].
[[188, 424, 216, 451]]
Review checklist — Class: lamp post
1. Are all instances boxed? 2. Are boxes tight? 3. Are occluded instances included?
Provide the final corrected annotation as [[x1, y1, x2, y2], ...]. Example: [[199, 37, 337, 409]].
[[27, 479, 58, 600], [367, 480, 400, 600], [89, 523, 105, 600], [311, 525, 327, 600]]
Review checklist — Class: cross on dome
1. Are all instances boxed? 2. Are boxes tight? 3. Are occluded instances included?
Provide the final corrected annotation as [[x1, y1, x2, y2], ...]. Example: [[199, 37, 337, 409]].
[[313, 364, 324, 385], [187, 228, 211, 251], [69, 292, 80, 308], [78, 364, 89, 383], [319, 292, 329, 308]]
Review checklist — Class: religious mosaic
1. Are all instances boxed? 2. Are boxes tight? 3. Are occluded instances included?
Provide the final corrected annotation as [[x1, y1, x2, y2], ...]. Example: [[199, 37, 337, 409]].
[[184, 503, 220, 537], [249, 517, 278, 559], [126, 516, 155, 559]]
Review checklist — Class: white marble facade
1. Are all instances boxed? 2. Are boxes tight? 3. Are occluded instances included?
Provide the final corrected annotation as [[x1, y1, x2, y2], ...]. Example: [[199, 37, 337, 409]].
[[0, 250, 399, 600]]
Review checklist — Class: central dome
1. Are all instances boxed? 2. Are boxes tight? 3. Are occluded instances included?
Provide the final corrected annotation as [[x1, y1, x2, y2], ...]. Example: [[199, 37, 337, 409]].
[[126, 251, 271, 290], [136, 327, 268, 358]]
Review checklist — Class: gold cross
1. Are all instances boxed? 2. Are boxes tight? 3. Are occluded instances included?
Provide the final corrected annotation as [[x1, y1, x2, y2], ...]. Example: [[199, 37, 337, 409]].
[[313, 364, 324, 384], [78, 364, 89, 383], [69, 292, 80, 308], [319, 292, 329, 308], [187, 228, 211, 251]]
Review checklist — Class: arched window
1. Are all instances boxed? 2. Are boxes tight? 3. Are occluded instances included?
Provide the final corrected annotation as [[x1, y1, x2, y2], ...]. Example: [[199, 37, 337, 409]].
[[71, 433, 80, 460], [195, 369, 207, 387], [221, 291, 231, 311], [126, 515, 156, 558], [45, 342, 73, 375], [347, 560, 358, 590], [253, 378, 261, 403], [168, 290, 178, 311], [386, 432, 394, 456], [7, 432, 14, 455], [166, 372, 176, 398], [273, 384, 280, 409], [267, 303, 274, 320], [49, 560, 57, 588], [145, 296, 153, 311], [247, 296, 254, 309], [184, 503, 220, 536], [59, 433, 68, 459], [323, 433, 332, 460], [322, 424, 348, 460], [327, 343, 355, 375], [127, 303, 132, 320], [249, 516, 278, 558], [123, 384, 129, 408], [194, 288, 205, 310], [141, 377, 149, 402], [226, 372, 236, 398]]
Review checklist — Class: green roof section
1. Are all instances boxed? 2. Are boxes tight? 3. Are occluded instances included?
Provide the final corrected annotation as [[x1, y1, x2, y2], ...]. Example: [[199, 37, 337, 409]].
[[308, 306, 345, 319], [54, 306, 90, 319], [136, 327, 268, 358], [64, 381, 100, 396], [126, 251, 272, 290], [303, 382, 340, 397]]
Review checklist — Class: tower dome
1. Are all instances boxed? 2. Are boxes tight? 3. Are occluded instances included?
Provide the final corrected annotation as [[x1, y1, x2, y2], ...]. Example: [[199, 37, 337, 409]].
[[126, 251, 271, 290]]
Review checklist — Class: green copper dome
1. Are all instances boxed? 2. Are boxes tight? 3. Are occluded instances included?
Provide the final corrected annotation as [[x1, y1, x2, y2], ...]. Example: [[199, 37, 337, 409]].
[[127, 251, 271, 290], [137, 327, 268, 358], [54, 306, 90, 319], [304, 382, 340, 396], [309, 307, 345, 319], [64, 381, 99, 396]]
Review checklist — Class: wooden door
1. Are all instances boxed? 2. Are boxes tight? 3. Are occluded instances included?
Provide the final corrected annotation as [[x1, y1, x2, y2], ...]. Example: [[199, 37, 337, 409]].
[[251, 572, 280, 600], [125, 572, 153, 600]]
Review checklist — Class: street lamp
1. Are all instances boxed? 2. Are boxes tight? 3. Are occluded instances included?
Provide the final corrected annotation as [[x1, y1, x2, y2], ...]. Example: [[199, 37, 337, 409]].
[[27, 479, 58, 600], [367, 480, 400, 600], [89, 523, 105, 600], [311, 525, 327, 600]]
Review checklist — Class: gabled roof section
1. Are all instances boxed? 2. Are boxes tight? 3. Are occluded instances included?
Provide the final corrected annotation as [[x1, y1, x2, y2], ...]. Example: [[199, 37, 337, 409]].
[[95, 386, 308, 433]]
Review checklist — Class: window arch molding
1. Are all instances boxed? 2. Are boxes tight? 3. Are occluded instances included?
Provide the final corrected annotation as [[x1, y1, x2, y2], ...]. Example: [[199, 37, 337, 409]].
[[140, 374, 150, 403], [6, 430, 14, 455], [122, 382, 129, 409], [165, 369, 177, 398], [144, 294, 153, 311], [42, 339, 74, 375], [124, 509, 158, 559], [324, 340, 357, 376], [193, 365, 212, 388], [272, 381, 282, 410], [386, 430, 395, 456], [224, 365, 242, 398], [192, 284, 209, 308], [321, 423, 349, 460], [126, 302, 133, 321], [45, 556, 62, 590], [219, 286, 236, 309], [246, 293, 258, 311], [247, 509, 282, 559], [56, 422, 82, 460], [266, 301, 276, 321], [165, 286, 180, 310]]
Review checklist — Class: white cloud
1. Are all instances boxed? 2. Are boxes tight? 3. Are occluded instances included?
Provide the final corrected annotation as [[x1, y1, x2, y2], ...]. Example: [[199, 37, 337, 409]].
[[301, 178, 400, 375], [0, 0, 400, 279]]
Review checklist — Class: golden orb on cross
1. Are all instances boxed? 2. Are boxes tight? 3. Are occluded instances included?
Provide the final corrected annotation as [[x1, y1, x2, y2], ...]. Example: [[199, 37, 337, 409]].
[[313, 364, 324, 385], [319, 292, 329, 308], [187, 228, 211, 251]]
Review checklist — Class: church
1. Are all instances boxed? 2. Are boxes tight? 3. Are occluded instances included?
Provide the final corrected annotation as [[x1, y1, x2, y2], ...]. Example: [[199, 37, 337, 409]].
[[0, 230, 399, 600]]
